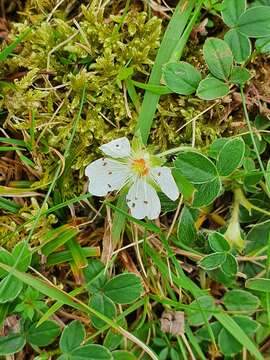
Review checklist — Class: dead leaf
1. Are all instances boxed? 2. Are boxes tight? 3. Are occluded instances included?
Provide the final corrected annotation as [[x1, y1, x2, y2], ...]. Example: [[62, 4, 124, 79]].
[[160, 310, 185, 336]]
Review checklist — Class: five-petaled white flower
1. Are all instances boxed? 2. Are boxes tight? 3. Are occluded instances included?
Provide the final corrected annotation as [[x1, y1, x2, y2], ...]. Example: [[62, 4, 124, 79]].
[[85, 137, 179, 219]]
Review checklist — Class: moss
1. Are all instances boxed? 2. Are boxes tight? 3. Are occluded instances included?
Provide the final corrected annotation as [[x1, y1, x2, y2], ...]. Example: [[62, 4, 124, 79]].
[[0, 2, 162, 195], [0, 1, 238, 206]]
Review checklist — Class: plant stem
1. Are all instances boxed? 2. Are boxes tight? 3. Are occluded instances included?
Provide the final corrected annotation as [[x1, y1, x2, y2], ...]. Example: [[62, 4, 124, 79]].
[[157, 145, 194, 157], [240, 87, 266, 180]]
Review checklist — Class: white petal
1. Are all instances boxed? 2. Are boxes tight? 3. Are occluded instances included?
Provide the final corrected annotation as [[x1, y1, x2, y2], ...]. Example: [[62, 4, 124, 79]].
[[99, 137, 131, 158], [151, 166, 179, 201], [126, 178, 161, 220], [85, 158, 130, 196]]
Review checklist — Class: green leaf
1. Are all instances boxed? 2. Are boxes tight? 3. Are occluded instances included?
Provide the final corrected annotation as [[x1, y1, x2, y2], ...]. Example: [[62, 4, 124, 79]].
[[60, 320, 85, 353], [256, 36, 270, 53], [246, 219, 270, 253], [27, 321, 61, 347], [103, 329, 123, 351], [84, 259, 107, 293], [197, 77, 230, 100], [69, 344, 112, 359], [0, 333, 25, 355], [214, 312, 264, 360], [187, 295, 215, 326], [112, 350, 137, 360], [0, 249, 14, 278], [104, 273, 143, 304], [170, 348, 181, 360], [196, 321, 222, 341], [209, 232, 230, 252], [90, 294, 116, 329], [177, 206, 197, 245], [217, 137, 245, 176], [224, 29, 251, 63], [252, 0, 270, 5], [237, 6, 270, 38], [199, 252, 226, 270], [222, 290, 260, 313], [159, 192, 178, 213], [218, 316, 259, 356], [0, 262, 157, 360], [163, 61, 201, 95], [208, 138, 228, 159], [233, 315, 259, 334], [246, 278, 270, 292], [0, 276, 23, 303], [221, 0, 246, 27], [12, 241, 32, 272], [218, 327, 242, 356], [229, 66, 251, 85], [174, 151, 218, 184], [58, 355, 70, 360], [159, 348, 169, 360], [192, 178, 222, 207], [172, 169, 195, 200], [220, 253, 238, 276], [203, 38, 233, 80]]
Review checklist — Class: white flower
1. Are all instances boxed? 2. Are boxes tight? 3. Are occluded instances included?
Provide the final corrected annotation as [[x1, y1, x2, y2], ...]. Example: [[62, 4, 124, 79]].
[[85, 137, 179, 220]]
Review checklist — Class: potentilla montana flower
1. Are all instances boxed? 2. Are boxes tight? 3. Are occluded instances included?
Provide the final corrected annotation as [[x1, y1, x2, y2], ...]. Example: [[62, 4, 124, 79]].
[[85, 137, 179, 220]]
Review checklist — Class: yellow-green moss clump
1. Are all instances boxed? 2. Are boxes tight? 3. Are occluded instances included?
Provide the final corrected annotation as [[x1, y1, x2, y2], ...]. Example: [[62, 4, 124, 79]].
[[1, 1, 161, 189], [0, 1, 233, 248]]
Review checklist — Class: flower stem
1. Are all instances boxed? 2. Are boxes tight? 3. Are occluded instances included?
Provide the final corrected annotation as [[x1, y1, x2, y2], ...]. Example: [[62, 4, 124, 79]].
[[157, 145, 195, 158]]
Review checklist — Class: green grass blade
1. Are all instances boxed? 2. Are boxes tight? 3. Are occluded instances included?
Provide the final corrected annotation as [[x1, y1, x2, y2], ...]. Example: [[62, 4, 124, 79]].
[[0, 28, 31, 62], [125, 79, 140, 112], [37, 287, 84, 326], [0, 197, 21, 213], [185, 325, 207, 360], [0, 186, 39, 197], [0, 137, 26, 146], [46, 247, 100, 266], [66, 237, 88, 270], [136, 0, 194, 144], [41, 226, 79, 257], [0, 146, 24, 152], [132, 80, 172, 95]]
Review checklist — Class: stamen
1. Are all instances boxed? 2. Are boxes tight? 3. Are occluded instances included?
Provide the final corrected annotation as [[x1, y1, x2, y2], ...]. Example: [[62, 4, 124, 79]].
[[131, 158, 149, 177]]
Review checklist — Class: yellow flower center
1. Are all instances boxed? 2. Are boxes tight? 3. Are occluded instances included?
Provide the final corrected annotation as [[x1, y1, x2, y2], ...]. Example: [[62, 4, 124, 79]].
[[131, 158, 149, 177]]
